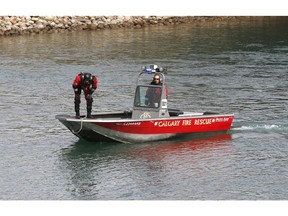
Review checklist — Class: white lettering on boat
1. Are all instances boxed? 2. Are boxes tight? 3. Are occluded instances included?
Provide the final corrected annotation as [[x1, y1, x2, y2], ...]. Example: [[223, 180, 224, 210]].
[[215, 117, 230, 122], [194, 118, 214, 125], [182, 119, 192, 126], [155, 120, 181, 127], [140, 112, 151, 119], [123, 122, 141, 126], [154, 119, 194, 127]]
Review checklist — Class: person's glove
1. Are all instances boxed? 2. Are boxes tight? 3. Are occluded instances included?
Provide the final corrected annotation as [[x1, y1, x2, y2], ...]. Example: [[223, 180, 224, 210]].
[[89, 88, 96, 94]]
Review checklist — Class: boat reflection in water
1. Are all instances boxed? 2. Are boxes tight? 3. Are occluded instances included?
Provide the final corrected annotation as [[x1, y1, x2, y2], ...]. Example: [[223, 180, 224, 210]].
[[59, 132, 232, 199], [128, 132, 232, 161], [63, 132, 232, 158]]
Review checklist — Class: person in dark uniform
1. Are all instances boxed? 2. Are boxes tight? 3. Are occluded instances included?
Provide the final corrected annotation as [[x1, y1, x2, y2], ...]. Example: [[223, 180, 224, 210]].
[[145, 73, 168, 107], [72, 72, 98, 118]]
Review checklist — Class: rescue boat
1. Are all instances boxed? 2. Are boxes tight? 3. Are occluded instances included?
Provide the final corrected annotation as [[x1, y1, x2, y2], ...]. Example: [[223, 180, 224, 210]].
[[56, 65, 234, 143]]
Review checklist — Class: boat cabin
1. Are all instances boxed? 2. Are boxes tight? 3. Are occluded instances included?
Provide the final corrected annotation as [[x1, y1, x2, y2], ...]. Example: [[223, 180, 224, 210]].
[[132, 65, 170, 119]]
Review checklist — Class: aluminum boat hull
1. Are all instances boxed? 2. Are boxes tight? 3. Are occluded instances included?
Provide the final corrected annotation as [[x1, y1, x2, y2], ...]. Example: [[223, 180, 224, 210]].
[[55, 111, 234, 143]]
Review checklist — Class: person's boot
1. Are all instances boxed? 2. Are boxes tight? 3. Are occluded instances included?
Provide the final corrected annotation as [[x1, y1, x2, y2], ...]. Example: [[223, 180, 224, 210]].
[[76, 111, 80, 119], [74, 94, 81, 119], [86, 96, 93, 118], [87, 106, 92, 118]]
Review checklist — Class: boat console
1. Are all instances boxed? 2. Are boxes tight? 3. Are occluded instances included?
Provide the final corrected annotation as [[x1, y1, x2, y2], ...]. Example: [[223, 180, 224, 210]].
[[132, 65, 170, 119]]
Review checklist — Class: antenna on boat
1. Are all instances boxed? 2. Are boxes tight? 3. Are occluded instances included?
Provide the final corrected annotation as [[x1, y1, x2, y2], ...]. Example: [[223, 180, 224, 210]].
[[162, 66, 168, 74]]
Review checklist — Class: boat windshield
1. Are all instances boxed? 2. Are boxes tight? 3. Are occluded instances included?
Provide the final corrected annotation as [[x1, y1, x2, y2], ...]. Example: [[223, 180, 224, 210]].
[[134, 85, 162, 108]]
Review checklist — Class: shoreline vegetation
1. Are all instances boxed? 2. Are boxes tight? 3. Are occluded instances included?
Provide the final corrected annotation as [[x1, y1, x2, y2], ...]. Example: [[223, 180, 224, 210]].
[[0, 16, 283, 37]]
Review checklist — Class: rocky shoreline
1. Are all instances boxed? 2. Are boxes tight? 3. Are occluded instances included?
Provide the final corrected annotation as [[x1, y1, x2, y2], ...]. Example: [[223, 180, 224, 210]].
[[0, 16, 245, 36]]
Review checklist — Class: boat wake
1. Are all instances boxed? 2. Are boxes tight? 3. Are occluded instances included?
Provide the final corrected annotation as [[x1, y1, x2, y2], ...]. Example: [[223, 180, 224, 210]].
[[231, 121, 288, 135], [233, 124, 280, 131]]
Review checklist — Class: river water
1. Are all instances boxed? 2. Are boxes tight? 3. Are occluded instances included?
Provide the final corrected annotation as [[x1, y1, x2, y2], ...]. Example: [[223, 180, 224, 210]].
[[1, 17, 288, 200]]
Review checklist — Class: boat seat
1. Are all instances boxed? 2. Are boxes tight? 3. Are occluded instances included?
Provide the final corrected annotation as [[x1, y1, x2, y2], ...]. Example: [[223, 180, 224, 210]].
[[168, 109, 184, 116], [203, 111, 219, 115]]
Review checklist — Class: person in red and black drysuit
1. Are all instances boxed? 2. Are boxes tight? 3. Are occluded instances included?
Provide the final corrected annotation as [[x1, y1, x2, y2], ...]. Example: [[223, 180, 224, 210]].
[[72, 72, 98, 118]]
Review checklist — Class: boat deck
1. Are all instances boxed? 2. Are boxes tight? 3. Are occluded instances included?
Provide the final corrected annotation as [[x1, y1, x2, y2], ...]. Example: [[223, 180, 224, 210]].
[[65, 109, 221, 121]]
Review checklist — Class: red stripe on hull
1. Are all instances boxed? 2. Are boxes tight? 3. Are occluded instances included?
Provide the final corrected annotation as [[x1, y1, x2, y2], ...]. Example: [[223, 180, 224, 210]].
[[93, 115, 234, 134]]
